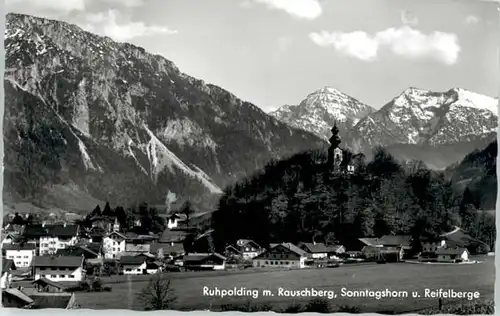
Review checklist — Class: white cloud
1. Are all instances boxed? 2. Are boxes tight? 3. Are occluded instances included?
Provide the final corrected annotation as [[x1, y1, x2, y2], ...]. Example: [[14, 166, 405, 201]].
[[252, 0, 322, 20], [84, 10, 177, 41], [465, 15, 480, 25], [309, 26, 460, 65], [83, 10, 178, 42], [100, 0, 145, 7], [6, 0, 86, 13]]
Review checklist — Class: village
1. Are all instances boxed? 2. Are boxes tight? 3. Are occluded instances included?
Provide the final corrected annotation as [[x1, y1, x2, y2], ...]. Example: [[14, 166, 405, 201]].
[[0, 204, 485, 309]]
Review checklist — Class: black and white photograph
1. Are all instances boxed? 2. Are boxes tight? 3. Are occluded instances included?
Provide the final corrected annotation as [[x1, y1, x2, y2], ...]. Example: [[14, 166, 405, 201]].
[[1, 0, 497, 314]]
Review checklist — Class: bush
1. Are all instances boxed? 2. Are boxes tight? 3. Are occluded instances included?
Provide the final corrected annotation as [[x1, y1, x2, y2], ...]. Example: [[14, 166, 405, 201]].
[[303, 298, 331, 313], [281, 303, 303, 313], [91, 278, 103, 292], [420, 300, 494, 315], [337, 305, 360, 313], [103, 286, 112, 292]]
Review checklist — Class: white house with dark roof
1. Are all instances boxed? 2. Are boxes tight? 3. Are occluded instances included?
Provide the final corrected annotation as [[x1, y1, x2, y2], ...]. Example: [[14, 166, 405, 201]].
[[103, 231, 127, 259], [32, 256, 85, 282], [183, 253, 226, 270], [3, 243, 37, 268], [298, 242, 346, 259], [436, 248, 470, 263], [23, 224, 79, 255], [253, 243, 308, 269], [236, 239, 263, 259], [120, 256, 147, 275]]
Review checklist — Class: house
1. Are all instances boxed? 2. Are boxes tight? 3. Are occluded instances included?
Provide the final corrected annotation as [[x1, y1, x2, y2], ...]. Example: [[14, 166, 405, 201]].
[[103, 231, 127, 259], [120, 256, 147, 275], [224, 245, 242, 259], [150, 242, 185, 259], [418, 251, 438, 262], [32, 277, 71, 293], [32, 256, 85, 282], [56, 244, 102, 260], [379, 235, 412, 250], [30, 292, 77, 309], [166, 213, 186, 229], [159, 228, 190, 244], [358, 238, 383, 248], [23, 223, 80, 255], [146, 261, 163, 274], [183, 253, 226, 271], [362, 246, 404, 262], [3, 243, 37, 268], [439, 226, 490, 254], [2, 287, 34, 308], [89, 215, 120, 233], [1, 258, 16, 289], [236, 239, 263, 259], [1, 232, 17, 245], [88, 227, 107, 243], [436, 248, 469, 263], [124, 243, 151, 255], [253, 243, 308, 269], [298, 242, 345, 259]]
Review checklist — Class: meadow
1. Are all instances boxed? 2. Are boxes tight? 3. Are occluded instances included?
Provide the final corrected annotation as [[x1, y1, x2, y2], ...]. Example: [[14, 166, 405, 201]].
[[74, 256, 494, 313]]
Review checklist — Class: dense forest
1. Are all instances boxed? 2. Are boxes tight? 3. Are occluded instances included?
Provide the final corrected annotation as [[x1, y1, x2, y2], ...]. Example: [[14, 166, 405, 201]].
[[212, 142, 497, 253]]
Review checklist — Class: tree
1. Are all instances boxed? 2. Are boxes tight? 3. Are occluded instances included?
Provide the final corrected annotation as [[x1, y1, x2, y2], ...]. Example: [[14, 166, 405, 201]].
[[180, 200, 195, 227], [102, 202, 113, 217], [137, 275, 177, 311]]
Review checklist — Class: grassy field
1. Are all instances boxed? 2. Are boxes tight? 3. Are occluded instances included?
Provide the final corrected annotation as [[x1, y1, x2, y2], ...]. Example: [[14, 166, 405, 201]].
[[73, 256, 494, 313]]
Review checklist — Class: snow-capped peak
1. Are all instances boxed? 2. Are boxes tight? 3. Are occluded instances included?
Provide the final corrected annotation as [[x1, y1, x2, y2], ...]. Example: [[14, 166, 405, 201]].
[[450, 88, 498, 115]]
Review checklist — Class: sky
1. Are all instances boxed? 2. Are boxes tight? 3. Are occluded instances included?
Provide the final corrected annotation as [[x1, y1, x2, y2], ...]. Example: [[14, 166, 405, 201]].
[[5, 0, 500, 111]]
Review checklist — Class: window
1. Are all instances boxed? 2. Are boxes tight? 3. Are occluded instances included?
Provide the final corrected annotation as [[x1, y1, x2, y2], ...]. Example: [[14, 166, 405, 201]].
[[126, 269, 132, 272], [265, 261, 269, 264], [24, 256, 29, 259], [16, 256, 21, 258], [285, 261, 289, 265], [69, 275, 75, 278], [59, 275, 65, 278]]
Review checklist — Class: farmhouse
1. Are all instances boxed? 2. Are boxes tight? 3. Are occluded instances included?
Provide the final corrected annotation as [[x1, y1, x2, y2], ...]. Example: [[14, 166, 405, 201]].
[[120, 256, 147, 275], [89, 215, 120, 233], [298, 242, 345, 259], [253, 243, 308, 269], [32, 256, 85, 282], [2, 288, 34, 308], [103, 231, 127, 259], [236, 239, 263, 259], [32, 277, 71, 293], [436, 248, 469, 263], [183, 253, 226, 271], [362, 246, 404, 262], [1, 258, 16, 289], [3, 243, 37, 268], [23, 224, 79, 255], [150, 242, 185, 259], [379, 235, 412, 251]]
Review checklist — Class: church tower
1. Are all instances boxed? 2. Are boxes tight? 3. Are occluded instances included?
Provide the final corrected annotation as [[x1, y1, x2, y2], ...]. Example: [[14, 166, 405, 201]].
[[327, 122, 343, 171]]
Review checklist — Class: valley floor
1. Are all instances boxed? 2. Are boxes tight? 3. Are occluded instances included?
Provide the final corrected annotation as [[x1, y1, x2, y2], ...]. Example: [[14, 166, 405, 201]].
[[72, 256, 494, 313]]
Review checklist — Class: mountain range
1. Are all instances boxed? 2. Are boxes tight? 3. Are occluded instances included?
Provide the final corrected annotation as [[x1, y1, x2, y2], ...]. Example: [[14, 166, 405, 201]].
[[3, 13, 325, 213], [270, 87, 498, 169], [3, 13, 497, 214]]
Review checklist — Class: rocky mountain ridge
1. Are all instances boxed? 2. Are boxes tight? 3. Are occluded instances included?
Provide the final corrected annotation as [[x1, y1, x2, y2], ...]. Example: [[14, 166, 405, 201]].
[[270, 86, 498, 168], [3, 13, 326, 212]]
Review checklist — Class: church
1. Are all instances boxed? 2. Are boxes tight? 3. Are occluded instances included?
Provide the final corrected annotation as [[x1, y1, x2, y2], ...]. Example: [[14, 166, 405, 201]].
[[326, 123, 356, 174]]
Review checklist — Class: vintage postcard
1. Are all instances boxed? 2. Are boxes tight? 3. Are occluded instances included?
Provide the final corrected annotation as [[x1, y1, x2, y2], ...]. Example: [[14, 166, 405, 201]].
[[1, 0, 497, 314]]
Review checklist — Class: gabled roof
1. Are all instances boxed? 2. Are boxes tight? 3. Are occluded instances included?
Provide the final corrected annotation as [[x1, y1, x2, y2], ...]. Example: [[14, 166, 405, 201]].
[[236, 239, 261, 248], [379, 235, 412, 246], [106, 231, 127, 239], [125, 244, 150, 252], [359, 238, 382, 247], [120, 256, 146, 265], [225, 245, 242, 254], [2, 258, 16, 273], [23, 224, 79, 238], [3, 243, 37, 251], [32, 256, 84, 268], [3, 288, 34, 304], [183, 253, 227, 262], [56, 245, 99, 258], [299, 242, 343, 253], [435, 247, 469, 255], [151, 243, 185, 254], [31, 293, 74, 309], [32, 277, 70, 290], [268, 243, 308, 257], [159, 229, 189, 243]]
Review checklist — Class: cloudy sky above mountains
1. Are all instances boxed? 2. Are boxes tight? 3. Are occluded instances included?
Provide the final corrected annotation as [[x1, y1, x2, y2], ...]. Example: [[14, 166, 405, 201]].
[[5, 0, 499, 111]]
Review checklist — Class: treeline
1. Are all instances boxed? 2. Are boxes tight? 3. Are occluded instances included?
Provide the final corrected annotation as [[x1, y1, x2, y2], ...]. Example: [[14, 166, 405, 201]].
[[212, 145, 496, 253]]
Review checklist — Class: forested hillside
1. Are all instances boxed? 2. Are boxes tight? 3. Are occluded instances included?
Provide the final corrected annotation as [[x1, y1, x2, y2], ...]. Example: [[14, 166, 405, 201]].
[[212, 144, 496, 253]]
